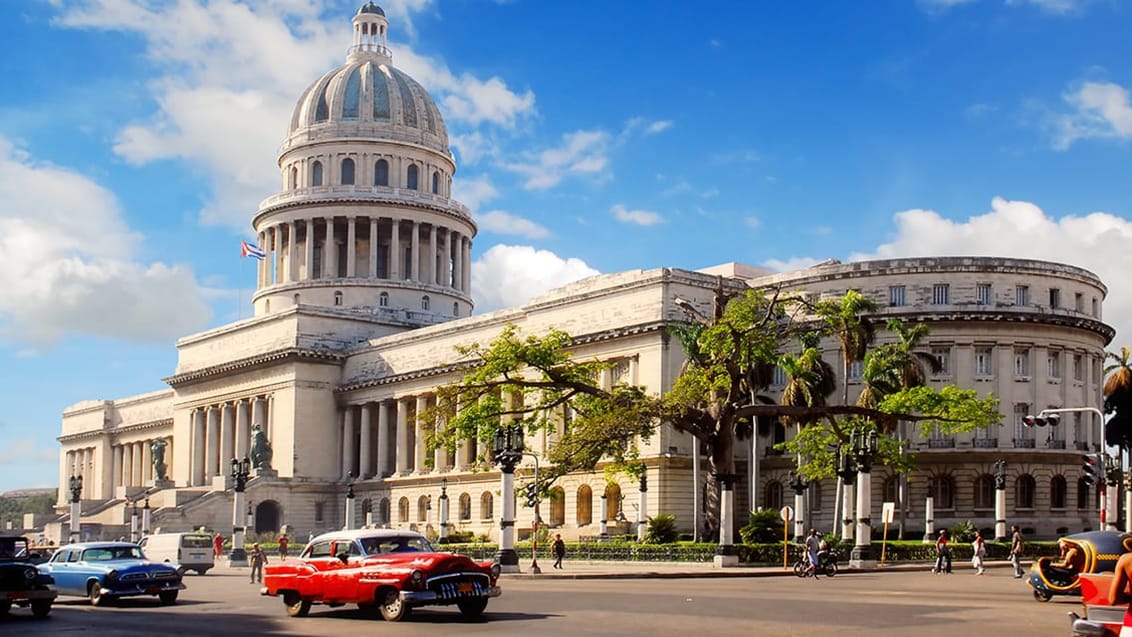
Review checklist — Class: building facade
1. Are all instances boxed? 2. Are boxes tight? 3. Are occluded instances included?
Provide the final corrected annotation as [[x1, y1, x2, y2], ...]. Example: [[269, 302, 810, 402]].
[[51, 5, 1114, 544]]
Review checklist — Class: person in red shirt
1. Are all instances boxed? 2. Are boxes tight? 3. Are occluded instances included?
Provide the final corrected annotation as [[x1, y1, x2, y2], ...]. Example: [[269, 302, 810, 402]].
[[213, 532, 224, 558], [278, 535, 289, 559]]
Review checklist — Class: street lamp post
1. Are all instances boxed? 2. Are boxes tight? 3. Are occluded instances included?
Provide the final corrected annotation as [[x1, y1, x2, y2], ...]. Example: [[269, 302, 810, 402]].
[[993, 460, 1008, 541], [344, 472, 357, 530], [1038, 407, 1108, 529], [68, 474, 82, 543], [492, 423, 524, 573], [849, 427, 879, 568], [142, 496, 152, 538], [229, 456, 251, 566], [438, 477, 449, 542], [788, 470, 809, 543], [835, 448, 856, 542], [637, 470, 649, 543], [129, 500, 139, 542]]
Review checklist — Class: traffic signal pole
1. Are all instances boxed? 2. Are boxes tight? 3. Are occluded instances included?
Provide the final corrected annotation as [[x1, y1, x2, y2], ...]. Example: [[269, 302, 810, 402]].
[[1040, 407, 1109, 531]]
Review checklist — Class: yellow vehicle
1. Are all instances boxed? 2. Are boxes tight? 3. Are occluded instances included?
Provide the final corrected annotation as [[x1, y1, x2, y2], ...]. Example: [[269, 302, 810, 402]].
[[1028, 530, 1132, 602]]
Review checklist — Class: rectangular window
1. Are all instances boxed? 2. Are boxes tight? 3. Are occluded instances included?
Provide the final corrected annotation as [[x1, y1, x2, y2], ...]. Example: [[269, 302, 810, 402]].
[[1014, 349, 1030, 377], [772, 366, 787, 388], [975, 348, 993, 377], [1092, 298, 1099, 316], [1014, 403, 1033, 440], [932, 283, 950, 305], [848, 360, 863, 380], [976, 283, 992, 306], [1075, 292, 1084, 312], [1073, 354, 1084, 381], [1016, 285, 1030, 306], [889, 285, 905, 307], [1048, 351, 1061, 379], [931, 347, 950, 376], [1049, 288, 1061, 309], [314, 501, 325, 523]]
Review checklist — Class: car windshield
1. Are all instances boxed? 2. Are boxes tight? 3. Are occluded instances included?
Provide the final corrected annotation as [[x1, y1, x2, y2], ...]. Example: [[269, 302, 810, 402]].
[[83, 546, 144, 561], [360, 535, 433, 556], [182, 536, 213, 549]]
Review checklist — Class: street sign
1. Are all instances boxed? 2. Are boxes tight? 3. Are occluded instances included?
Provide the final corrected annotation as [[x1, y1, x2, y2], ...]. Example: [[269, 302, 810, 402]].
[[780, 506, 793, 522], [882, 502, 895, 524]]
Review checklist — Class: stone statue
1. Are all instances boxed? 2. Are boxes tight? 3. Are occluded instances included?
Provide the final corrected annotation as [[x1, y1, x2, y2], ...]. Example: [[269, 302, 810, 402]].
[[151, 439, 168, 482], [250, 424, 273, 470]]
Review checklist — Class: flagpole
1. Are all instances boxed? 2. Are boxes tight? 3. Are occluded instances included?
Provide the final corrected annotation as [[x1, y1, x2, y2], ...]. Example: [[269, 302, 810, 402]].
[[239, 255, 244, 320]]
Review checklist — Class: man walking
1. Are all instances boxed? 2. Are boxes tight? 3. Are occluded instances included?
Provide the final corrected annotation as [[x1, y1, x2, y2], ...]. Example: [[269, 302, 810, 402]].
[[805, 529, 822, 579], [249, 543, 268, 584], [277, 534, 289, 559], [552, 534, 566, 570], [1010, 525, 1026, 578]]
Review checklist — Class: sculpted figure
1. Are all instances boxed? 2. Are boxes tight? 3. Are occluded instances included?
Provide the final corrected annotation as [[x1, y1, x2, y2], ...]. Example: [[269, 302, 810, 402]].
[[250, 424, 273, 470], [151, 438, 168, 481]]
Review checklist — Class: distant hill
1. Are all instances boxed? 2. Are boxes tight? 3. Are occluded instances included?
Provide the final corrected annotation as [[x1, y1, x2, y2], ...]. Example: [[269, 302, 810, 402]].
[[1, 488, 56, 500]]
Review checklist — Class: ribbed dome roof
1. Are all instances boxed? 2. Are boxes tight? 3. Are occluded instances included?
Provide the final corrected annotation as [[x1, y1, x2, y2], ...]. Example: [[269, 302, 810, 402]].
[[358, 2, 385, 16]]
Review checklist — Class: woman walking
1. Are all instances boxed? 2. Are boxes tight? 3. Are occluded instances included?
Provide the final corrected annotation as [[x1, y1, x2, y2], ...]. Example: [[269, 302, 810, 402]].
[[932, 530, 952, 574], [971, 532, 986, 575]]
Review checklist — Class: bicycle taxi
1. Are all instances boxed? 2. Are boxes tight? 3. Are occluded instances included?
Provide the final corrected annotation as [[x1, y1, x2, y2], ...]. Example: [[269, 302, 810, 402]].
[[1030, 530, 1132, 603]]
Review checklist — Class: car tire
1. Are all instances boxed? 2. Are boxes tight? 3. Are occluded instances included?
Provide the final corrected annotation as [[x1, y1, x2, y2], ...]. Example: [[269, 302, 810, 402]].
[[1033, 589, 1052, 602], [196, 568, 209, 576], [31, 600, 52, 618], [457, 598, 488, 619], [88, 582, 109, 607], [379, 588, 409, 622], [283, 592, 311, 617], [159, 591, 179, 605]]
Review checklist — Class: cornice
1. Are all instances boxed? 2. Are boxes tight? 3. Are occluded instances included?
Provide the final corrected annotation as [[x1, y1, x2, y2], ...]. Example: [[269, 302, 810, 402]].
[[58, 418, 173, 444], [164, 347, 345, 387]]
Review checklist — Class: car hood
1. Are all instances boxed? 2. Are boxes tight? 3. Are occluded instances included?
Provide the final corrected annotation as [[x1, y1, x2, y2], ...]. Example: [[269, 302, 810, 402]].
[[361, 552, 487, 573]]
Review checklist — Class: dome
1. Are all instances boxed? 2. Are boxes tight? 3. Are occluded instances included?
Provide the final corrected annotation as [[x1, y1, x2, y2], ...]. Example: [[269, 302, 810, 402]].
[[284, 4, 449, 156]]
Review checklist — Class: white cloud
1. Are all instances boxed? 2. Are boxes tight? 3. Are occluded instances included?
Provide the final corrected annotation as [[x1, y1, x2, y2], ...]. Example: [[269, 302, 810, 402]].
[[1052, 81, 1132, 149], [452, 175, 499, 210], [0, 138, 210, 348], [744, 216, 761, 229], [471, 244, 599, 313], [1006, 0, 1083, 13], [0, 437, 58, 464], [710, 149, 760, 164], [450, 131, 498, 166], [611, 204, 663, 226], [476, 211, 550, 239], [503, 130, 610, 190]]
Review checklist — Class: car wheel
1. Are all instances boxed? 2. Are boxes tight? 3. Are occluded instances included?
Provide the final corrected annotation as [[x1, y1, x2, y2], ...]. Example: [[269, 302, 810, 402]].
[[159, 591, 179, 605], [31, 600, 52, 618], [379, 588, 409, 622], [283, 592, 311, 617], [457, 598, 488, 619], [196, 568, 209, 576], [88, 582, 110, 607], [1033, 589, 1052, 602]]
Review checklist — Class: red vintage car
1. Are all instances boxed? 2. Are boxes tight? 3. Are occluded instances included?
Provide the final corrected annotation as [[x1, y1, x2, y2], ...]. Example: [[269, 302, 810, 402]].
[[261, 529, 501, 621], [1068, 572, 1126, 636]]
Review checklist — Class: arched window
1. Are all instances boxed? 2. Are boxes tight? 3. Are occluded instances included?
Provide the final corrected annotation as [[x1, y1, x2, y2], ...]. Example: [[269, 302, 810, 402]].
[[929, 476, 955, 509], [459, 493, 471, 520], [398, 497, 409, 523], [407, 164, 419, 190], [311, 160, 323, 186], [421, 295, 430, 310], [1051, 475, 1068, 509], [292, 293, 300, 306], [417, 495, 429, 522], [548, 487, 565, 527], [290, 166, 298, 190], [341, 157, 355, 185], [605, 484, 623, 522], [378, 292, 389, 307], [1077, 478, 1091, 510], [374, 159, 389, 186], [1016, 474, 1036, 509], [576, 485, 593, 526], [379, 497, 390, 525], [431, 171, 440, 194], [882, 476, 899, 504], [765, 481, 783, 510], [973, 474, 994, 510], [480, 492, 494, 520]]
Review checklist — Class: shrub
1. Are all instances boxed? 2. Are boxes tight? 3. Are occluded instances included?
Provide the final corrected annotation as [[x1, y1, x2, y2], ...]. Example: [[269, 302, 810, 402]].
[[948, 520, 977, 543], [740, 509, 785, 544], [645, 513, 680, 544]]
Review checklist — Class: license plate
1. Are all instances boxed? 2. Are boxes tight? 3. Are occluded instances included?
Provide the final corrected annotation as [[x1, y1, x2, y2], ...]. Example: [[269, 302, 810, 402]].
[[457, 583, 473, 593], [146, 586, 159, 594], [190, 553, 205, 560]]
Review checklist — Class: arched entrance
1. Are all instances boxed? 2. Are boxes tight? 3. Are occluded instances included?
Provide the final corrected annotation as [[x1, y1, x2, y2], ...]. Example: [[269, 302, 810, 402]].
[[254, 500, 282, 535]]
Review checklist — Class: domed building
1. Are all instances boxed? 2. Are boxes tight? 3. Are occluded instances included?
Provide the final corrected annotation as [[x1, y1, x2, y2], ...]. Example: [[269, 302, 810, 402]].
[[52, 5, 1114, 548]]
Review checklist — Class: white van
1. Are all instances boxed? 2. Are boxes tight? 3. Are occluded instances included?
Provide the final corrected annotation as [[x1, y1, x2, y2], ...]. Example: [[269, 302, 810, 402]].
[[138, 532, 215, 575]]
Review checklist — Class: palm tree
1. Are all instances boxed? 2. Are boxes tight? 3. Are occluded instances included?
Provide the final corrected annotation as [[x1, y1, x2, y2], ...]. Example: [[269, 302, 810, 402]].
[[1104, 346, 1132, 449], [815, 290, 878, 406]]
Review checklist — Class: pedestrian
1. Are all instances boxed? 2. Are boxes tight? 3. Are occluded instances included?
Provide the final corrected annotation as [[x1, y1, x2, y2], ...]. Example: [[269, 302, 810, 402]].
[[805, 528, 822, 579], [932, 529, 952, 574], [278, 534, 289, 559], [249, 542, 268, 583], [1010, 525, 1026, 578], [552, 534, 566, 570], [971, 531, 986, 575], [213, 532, 224, 559], [1107, 551, 1132, 635]]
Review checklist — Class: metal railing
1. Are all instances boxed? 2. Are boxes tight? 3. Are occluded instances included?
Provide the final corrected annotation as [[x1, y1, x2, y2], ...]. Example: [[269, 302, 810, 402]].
[[973, 438, 998, 448]]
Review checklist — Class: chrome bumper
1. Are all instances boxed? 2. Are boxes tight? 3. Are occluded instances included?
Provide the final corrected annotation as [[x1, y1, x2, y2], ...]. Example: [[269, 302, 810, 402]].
[[1069, 611, 1118, 637], [401, 585, 502, 604], [0, 589, 56, 601]]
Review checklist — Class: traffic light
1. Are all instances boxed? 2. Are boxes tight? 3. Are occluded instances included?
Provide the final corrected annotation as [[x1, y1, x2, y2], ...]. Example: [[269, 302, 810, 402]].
[[1023, 413, 1060, 427], [524, 482, 538, 508], [1082, 454, 1100, 485]]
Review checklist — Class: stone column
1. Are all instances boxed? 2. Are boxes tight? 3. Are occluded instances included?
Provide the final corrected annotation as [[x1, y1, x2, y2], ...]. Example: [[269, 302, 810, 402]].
[[205, 406, 220, 481], [414, 396, 428, 473], [450, 231, 461, 291], [235, 399, 250, 460], [123, 444, 134, 487], [390, 219, 401, 280], [323, 217, 335, 278], [395, 398, 409, 474], [852, 469, 875, 568], [141, 440, 152, 484], [428, 224, 437, 284], [410, 221, 420, 282], [369, 217, 378, 278], [377, 400, 392, 477], [257, 230, 266, 288], [346, 216, 357, 277], [304, 219, 315, 281], [112, 445, 123, 489], [994, 484, 1007, 542], [286, 221, 297, 282], [440, 229, 450, 287], [191, 409, 205, 486], [220, 403, 235, 468], [359, 403, 373, 479], [462, 237, 472, 293], [342, 406, 356, 480]]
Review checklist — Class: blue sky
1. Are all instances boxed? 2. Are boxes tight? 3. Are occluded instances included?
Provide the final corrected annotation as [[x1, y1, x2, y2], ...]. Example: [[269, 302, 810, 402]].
[[1, 0, 1130, 493]]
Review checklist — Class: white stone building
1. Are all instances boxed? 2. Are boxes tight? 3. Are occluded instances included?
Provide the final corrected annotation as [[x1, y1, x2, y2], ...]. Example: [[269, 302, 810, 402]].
[[52, 4, 1114, 544]]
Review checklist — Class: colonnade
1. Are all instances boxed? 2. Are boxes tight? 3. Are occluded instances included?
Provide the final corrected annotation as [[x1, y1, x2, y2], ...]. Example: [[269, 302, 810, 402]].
[[187, 396, 270, 487], [256, 216, 472, 293], [63, 447, 95, 499], [109, 436, 173, 489]]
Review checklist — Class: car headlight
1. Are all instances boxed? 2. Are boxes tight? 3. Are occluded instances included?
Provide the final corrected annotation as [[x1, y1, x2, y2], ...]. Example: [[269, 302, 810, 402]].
[[489, 563, 502, 580], [106, 569, 118, 581], [409, 569, 425, 588], [24, 567, 37, 581]]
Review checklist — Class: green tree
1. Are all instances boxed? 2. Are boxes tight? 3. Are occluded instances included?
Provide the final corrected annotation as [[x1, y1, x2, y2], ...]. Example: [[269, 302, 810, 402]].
[[1104, 346, 1132, 448]]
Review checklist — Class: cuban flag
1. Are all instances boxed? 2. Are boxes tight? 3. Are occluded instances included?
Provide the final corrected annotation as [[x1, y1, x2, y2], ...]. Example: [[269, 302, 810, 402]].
[[240, 240, 266, 260]]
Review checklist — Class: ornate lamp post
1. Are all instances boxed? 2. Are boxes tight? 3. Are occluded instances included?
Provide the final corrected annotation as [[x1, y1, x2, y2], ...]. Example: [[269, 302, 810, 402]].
[[229, 456, 251, 566], [129, 500, 140, 542], [637, 470, 649, 542], [849, 427, 879, 568], [993, 460, 1008, 541], [68, 474, 83, 543], [836, 447, 857, 542], [438, 477, 449, 542], [788, 470, 809, 543], [599, 493, 609, 537], [492, 423, 524, 573], [142, 496, 152, 538], [344, 471, 357, 530]]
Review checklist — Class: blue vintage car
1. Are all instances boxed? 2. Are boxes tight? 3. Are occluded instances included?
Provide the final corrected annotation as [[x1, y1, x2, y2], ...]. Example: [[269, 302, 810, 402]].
[[39, 542, 184, 606]]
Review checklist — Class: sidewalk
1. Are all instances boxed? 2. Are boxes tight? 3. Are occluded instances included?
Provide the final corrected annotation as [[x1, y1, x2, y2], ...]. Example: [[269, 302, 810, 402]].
[[503, 559, 1025, 579]]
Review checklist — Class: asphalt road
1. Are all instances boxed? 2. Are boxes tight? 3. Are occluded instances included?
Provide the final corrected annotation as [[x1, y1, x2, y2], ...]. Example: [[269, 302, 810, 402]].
[[2, 568, 1080, 636]]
